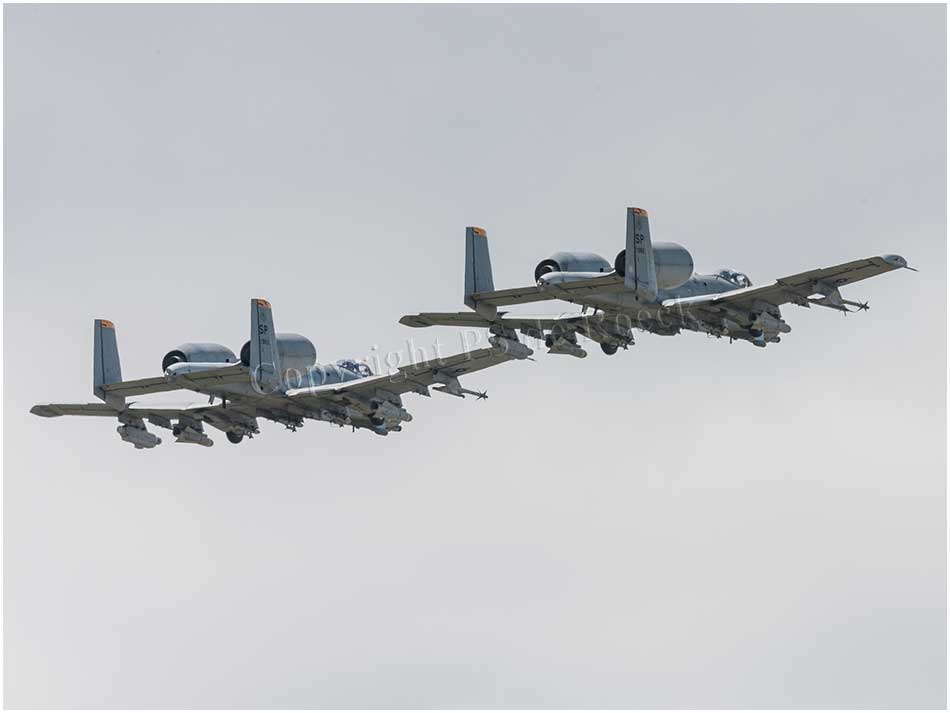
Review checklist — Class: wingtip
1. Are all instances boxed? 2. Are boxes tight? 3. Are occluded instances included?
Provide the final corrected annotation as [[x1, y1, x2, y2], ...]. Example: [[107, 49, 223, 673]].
[[399, 314, 430, 328], [880, 254, 912, 270], [30, 404, 60, 417]]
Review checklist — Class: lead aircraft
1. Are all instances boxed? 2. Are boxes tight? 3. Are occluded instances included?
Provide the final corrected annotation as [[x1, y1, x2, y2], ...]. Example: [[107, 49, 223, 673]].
[[401, 207, 913, 357], [31, 298, 520, 448]]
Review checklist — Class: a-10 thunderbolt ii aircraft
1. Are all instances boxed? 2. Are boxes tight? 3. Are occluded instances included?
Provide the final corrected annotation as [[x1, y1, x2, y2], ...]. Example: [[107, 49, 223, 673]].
[[400, 207, 913, 357], [31, 298, 525, 448]]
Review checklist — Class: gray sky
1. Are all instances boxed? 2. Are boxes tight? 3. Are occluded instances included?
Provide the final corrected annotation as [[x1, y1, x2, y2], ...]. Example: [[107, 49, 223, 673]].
[[4, 4, 946, 708]]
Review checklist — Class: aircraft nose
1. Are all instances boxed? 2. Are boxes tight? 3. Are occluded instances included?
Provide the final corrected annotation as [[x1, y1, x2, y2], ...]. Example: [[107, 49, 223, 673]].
[[881, 254, 908, 268]]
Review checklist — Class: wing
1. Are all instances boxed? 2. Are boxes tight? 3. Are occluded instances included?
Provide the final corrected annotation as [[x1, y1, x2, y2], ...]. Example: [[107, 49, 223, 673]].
[[285, 347, 514, 402], [31, 402, 121, 417], [400, 312, 579, 331], [30, 401, 220, 419], [30, 399, 266, 448], [400, 312, 497, 328], [401, 308, 638, 349], [662, 255, 911, 312], [399, 309, 635, 355], [393, 346, 514, 389]]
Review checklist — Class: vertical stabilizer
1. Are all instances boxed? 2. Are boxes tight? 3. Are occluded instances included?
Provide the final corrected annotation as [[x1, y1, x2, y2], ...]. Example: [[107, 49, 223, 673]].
[[623, 207, 658, 302], [250, 298, 283, 393], [464, 226, 496, 315], [93, 319, 124, 406]]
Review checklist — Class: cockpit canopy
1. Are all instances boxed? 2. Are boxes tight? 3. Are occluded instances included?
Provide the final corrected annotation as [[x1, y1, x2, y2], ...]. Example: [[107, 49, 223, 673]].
[[717, 269, 752, 288], [335, 358, 373, 378]]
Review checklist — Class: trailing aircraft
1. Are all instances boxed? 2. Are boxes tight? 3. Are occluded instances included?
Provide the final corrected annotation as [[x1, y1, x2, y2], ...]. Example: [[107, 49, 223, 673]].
[[400, 207, 913, 357], [31, 298, 523, 448]]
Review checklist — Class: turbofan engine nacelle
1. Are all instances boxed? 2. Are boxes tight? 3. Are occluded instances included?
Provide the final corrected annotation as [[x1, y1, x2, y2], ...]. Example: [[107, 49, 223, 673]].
[[162, 343, 238, 372], [614, 242, 694, 290], [534, 251, 612, 282], [240, 333, 317, 374]]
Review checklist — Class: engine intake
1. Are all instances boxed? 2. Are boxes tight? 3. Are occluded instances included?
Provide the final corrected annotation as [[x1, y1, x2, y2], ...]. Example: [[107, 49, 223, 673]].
[[162, 343, 238, 372], [534, 251, 612, 282]]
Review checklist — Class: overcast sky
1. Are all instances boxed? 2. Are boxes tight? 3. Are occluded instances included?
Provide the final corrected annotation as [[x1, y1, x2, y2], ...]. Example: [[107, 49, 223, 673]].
[[4, 4, 946, 708]]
